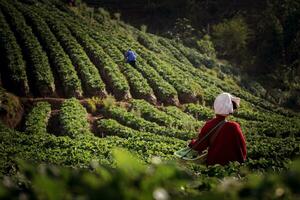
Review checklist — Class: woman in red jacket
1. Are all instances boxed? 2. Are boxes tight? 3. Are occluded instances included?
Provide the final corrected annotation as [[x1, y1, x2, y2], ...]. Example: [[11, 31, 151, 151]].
[[189, 92, 247, 166]]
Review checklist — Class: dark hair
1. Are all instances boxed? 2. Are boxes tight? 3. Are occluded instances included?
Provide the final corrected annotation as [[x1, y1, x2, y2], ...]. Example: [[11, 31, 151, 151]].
[[232, 101, 237, 110]]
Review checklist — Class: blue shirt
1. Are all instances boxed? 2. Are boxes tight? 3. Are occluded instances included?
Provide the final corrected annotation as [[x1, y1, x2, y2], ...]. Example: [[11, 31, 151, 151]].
[[125, 50, 137, 62]]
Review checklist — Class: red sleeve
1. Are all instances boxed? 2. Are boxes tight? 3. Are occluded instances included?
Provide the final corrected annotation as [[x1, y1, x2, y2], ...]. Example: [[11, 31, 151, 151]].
[[188, 125, 209, 153], [233, 123, 247, 162]]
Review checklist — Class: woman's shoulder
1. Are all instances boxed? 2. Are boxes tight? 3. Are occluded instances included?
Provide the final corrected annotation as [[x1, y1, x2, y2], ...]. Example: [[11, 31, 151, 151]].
[[225, 121, 241, 129]]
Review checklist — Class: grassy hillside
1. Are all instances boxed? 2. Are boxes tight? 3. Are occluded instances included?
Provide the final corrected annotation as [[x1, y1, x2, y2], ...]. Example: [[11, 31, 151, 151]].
[[0, 0, 300, 198]]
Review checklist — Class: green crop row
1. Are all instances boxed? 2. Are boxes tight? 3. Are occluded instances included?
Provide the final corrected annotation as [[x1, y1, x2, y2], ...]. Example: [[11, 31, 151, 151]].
[[28, 2, 137, 101], [111, 36, 180, 105], [136, 35, 226, 106], [0, 11, 29, 96], [116, 30, 204, 104], [137, 48, 203, 103], [0, 121, 185, 174], [18, 4, 83, 98], [246, 135, 299, 169], [45, 4, 180, 106], [129, 99, 200, 133], [0, 1, 55, 97], [25, 102, 51, 134], [97, 121, 184, 160], [98, 118, 185, 146], [119, 63, 157, 103], [137, 34, 242, 106], [132, 59, 179, 105], [59, 98, 91, 138], [157, 37, 192, 65], [97, 119, 186, 158], [88, 31, 157, 103], [161, 106, 203, 128], [65, 22, 131, 100], [183, 103, 215, 121], [101, 105, 195, 140], [182, 103, 300, 138], [41, 13, 107, 97], [136, 32, 162, 53], [170, 40, 216, 68]]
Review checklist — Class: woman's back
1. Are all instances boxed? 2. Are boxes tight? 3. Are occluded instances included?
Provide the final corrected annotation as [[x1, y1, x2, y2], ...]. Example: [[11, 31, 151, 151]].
[[204, 116, 246, 165], [188, 92, 247, 166], [190, 115, 247, 165]]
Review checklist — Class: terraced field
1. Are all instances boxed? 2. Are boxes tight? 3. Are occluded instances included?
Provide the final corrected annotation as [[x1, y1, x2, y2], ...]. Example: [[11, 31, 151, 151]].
[[0, 0, 300, 183]]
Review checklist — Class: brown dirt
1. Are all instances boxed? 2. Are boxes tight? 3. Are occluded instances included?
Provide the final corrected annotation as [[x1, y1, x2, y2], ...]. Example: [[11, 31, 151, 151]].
[[0, 91, 24, 129], [178, 92, 198, 104]]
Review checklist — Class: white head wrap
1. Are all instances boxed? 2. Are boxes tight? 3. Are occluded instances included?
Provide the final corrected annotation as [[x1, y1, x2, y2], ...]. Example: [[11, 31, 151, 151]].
[[213, 92, 240, 115]]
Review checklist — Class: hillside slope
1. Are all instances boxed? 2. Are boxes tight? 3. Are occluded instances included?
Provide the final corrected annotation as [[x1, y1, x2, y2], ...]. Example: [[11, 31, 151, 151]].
[[0, 0, 300, 178]]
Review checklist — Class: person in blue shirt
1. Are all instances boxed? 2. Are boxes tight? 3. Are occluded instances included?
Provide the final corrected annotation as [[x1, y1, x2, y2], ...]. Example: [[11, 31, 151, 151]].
[[124, 49, 137, 67]]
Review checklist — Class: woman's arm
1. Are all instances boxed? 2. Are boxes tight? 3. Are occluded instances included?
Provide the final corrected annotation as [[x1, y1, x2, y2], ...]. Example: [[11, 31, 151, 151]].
[[233, 122, 247, 162], [188, 125, 209, 152]]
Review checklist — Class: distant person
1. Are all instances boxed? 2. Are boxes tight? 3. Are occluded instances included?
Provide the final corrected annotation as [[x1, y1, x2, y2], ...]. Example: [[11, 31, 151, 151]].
[[67, 0, 75, 7], [124, 49, 137, 67], [188, 92, 247, 166]]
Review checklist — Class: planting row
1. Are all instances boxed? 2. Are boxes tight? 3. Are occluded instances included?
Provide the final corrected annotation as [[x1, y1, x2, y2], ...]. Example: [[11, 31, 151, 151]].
[[0, 1, 55, 97], [39, 6, 157, 104], [183, 103, 300, 138], [138, 49, 203, 103], [0, 11, 29, 96], [2, 116, 299, 173], [41, 12, 107, 97], [64, 21, 131, 100], [88, 31, 157, 104], [24, 99, 91, 138], [111, 36, 180, 105], [111, 34, 204, 104], [129, 99, 200, 131], [59, 98, 91, 138], [119, 21, 284, 115], [18, 4, 83, 97], [55, 11, 179, 106], [25, 102, 51, 134], [101, 105, 195, 140]]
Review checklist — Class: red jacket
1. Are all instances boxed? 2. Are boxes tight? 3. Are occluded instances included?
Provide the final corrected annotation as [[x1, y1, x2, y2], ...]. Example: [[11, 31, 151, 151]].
[[189, 115, 247, 166]]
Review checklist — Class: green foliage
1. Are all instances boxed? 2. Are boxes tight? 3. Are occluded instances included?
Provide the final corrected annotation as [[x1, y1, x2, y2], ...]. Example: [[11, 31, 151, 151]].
[[59, 98, 91, 138], [41, 10, 107, 97], [1, 2, 300, 200], [137, 47, 203, 103], [140, 24, 147, 33], [0, 150, 191, 200], [166, 18, 196, 42], [161, 106, 203, 130], [25, 102, 51, 134], [137, 32, 161, 53], [1, 152, 300, 199], [96, 7, 111, 22], [17, 3, 83, 97], [120, 63, 157, 103], [183, 103, 214, 121], [102, 95, 117, 108], [211, 16, 250, 64], [86, 96, 102, 113], [196, 35, 216, 58], [171, 40, 216, 68], [97, 118, 186, 148], [0, 10, 29, 96], [0, 0, 55, 96], [109, 36, 180, 105], [100, 105, 195, 140], [130, 99, 197, 131], [64, 19, 131, 100]]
